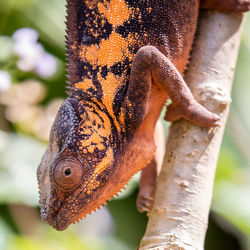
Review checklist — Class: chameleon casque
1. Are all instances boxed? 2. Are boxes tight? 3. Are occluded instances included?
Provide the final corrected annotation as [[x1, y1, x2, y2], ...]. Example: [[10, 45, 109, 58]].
[[37, 0, 250, 230]]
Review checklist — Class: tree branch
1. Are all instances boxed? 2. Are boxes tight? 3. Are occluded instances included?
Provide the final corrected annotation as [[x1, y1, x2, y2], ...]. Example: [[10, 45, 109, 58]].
[[139, 11, 244, 250]]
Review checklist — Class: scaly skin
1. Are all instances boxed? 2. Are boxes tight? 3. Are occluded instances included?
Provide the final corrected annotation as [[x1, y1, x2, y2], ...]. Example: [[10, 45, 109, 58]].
[[37, 0, 250, 231]]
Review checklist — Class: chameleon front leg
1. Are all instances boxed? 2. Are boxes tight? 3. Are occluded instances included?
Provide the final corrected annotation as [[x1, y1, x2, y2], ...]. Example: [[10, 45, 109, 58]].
[[136, 120, 165, 212], [126, 45, 220, 131], [200, 0, 250, 12]]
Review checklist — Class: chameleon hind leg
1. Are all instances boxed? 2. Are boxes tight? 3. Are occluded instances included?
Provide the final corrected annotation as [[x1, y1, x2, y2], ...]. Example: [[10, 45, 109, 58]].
[[126, 46, 219, 212], [126, 45, 220, 130]]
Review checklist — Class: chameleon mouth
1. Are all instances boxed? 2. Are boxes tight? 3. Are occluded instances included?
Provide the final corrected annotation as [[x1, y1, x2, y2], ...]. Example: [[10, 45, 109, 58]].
[[45, 215, 69, 231]]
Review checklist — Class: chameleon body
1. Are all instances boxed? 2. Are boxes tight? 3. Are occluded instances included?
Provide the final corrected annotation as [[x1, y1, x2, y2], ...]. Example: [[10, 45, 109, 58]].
[[37, 0, 250, 230]]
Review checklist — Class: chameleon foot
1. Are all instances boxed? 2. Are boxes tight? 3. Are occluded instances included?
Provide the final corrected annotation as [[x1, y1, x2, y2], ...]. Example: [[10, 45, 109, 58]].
[[137, 194, 154, 212], [165, 101, 221, 128]]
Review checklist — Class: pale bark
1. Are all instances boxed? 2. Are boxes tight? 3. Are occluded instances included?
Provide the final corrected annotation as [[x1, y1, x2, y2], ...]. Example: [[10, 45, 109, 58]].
[[139, 11, 244, 250]]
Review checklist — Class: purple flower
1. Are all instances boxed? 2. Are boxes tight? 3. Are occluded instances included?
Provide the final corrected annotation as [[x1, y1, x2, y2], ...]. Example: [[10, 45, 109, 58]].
[[12, 28, 57, 77], [13, 28, 38, 44], [0, 70, 11, 92], [16, 43, 44, 72], [34, 53, 57, 78]]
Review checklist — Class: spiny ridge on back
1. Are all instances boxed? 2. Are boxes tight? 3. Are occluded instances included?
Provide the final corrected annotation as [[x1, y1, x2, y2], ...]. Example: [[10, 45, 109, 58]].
[[65, 0, 79, 86]]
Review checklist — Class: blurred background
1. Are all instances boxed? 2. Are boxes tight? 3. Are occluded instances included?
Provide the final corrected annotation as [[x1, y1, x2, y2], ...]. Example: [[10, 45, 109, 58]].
[[0, 0, 250, 249]]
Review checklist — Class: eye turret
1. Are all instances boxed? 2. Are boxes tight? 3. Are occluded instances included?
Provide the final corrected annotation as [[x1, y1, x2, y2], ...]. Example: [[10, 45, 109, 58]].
[[53, 157, 83, 191]]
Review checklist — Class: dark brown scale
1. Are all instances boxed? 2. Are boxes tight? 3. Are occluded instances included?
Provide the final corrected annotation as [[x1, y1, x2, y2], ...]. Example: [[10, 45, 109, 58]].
[[66, 0, 199, 139]]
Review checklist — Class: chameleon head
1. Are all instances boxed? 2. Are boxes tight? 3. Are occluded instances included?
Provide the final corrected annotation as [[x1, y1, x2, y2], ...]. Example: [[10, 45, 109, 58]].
[[37, 97, 114, 230]]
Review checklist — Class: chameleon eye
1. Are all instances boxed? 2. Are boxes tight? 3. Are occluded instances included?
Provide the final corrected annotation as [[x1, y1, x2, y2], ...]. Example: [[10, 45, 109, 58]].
[[53, 157, 83, 190]]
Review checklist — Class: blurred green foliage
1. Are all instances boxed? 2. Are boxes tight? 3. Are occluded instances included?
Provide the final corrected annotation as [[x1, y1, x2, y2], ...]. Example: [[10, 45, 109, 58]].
[[0, 0, 250, 249]]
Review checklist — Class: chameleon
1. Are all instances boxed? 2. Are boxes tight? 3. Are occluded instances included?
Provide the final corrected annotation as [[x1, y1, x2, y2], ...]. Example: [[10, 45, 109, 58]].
[[37, 0, 250, 231]]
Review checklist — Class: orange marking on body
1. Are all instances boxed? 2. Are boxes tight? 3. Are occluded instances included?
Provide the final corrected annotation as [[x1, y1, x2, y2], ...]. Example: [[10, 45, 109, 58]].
[[85, 44, 99, 65], [93, 148, 113, 175], [79, 45, 99, 67], [89, 133, 103, 145], [75, 79, 96, 91], [101, 19, 105, 26], [97, 143, 105, 151], [99, 72, 122, 132], [100, 72, 118, 112], [98, 31, 130, 67], [78, 148, 114, 199], [85, 0, 98, 10], [90, 98, 112, 135], [97, 0, 131, 26], [71, 43, 77, 51], [86, 179, 101, 194], [81, 140, 91, 147], [97, 2, 107, 17], [79, 45, 87, 61], [107, 0, 131, 26], [79, 105, 112, 146], [119, 107, 126, 127], [88, 146, 95, 154]]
